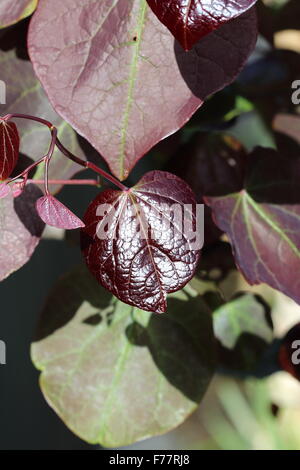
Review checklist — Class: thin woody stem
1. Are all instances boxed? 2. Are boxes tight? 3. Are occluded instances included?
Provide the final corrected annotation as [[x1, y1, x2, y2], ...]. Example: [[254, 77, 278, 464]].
[[26, 179, 100, 186], [55, 137, 128, 191], [44, 127, 57, 194], [3, 113, 53, 128], [3, 113, 129, 191]]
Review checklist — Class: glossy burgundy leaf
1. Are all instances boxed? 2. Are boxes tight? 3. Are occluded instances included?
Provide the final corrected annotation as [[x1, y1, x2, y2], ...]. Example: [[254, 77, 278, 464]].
[[28, 0, 257, 180], [36, 195, 85, 230], [205, 147, 300, 305], [146, 0, 258, 50], [0, 184, 44, 281], [0, 0, 37, 28], [81, 171, 201, 313], [0, 120, 20, 180]]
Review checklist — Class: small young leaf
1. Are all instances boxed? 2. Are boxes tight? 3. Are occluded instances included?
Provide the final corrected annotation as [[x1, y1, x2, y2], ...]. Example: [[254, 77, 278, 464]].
[[0, 0, 38, 28], [81, 171, 201, 313], [0, 120, 20, 180], [31, 265, 216, 447], [36, 195, 85, 230], [146, 0, 257, 50]]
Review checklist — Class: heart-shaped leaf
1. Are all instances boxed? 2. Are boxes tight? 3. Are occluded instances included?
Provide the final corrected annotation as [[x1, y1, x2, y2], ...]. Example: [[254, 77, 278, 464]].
[[81, 171, 201, 313], [0, 184, 44, 281], [205, 147, 300, 305], [31, 265, 216, 447], [36, 195, 85, 229], [0, 120, 20, 180], [147, 0, 258, 50], [28, 0, 257, 180], [0, 0, 38, 28]]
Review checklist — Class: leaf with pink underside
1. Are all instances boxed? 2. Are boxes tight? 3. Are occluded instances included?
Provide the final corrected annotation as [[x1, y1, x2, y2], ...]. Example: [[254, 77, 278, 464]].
[[36, 195, 85, 230]]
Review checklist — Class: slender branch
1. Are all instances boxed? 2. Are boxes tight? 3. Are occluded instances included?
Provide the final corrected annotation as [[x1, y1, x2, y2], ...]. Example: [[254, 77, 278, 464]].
[[87, 162, 128, 191], [44, 127, 57, 194], [56, 137, 128, 191], [8, 155, 46, 183], [26, 179, 100, 186], [3, 113, 53, 129], [55, 137, 88, 168]]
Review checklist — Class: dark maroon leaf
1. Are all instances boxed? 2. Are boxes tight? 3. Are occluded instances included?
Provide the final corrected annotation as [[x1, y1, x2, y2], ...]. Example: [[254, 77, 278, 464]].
[[205, 147, 300, 305], [28, 0, 257, 180], [36, 195, 85, 230], [168, 132, 247, 245], [0, 184, 44, 281], [196, 240, 236, 283], [0, 120, 19, 180], [184, 133, 246, 197], [0, 0, 37, 28], [31, 265, 216, 446], [279, 323, 300, 381], [81, 171, 201, 313], [146, 0, 257, 50]]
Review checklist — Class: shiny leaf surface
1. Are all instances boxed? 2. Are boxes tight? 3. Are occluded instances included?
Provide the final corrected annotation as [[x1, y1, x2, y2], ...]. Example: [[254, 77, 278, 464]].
[[147, 0, 257, 50], [81, 171, 201, 313]]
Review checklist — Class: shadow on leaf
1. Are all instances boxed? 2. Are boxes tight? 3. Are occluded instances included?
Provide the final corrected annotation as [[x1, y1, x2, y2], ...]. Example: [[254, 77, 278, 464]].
[[126, 296, 216, 403]]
